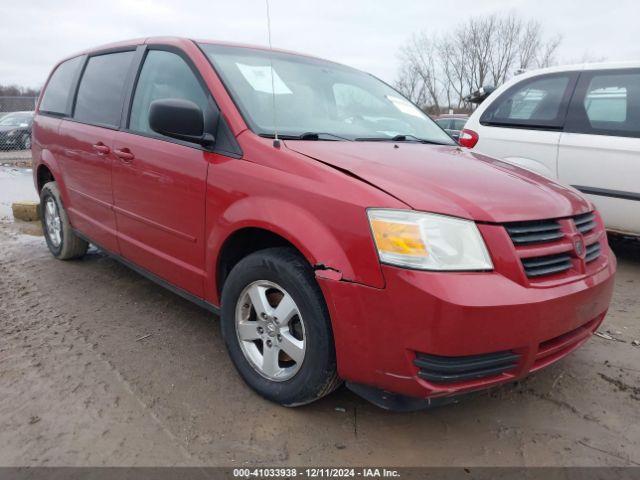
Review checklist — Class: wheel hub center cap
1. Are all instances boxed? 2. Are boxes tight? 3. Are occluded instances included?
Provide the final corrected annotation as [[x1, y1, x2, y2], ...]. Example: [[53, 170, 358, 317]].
[[266, 322, 277, 337]]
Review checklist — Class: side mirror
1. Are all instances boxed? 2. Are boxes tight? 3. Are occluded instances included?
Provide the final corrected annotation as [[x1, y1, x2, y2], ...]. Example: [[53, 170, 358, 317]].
[[149, 98, 215, 147]]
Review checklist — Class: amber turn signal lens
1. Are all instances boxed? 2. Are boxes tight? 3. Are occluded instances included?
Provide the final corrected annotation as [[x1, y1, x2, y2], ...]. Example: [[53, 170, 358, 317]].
[[370, 219, 427, 257]]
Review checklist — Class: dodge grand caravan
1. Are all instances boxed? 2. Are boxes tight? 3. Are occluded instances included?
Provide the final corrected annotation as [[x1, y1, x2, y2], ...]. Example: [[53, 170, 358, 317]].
[[32, 37, 616, 410]]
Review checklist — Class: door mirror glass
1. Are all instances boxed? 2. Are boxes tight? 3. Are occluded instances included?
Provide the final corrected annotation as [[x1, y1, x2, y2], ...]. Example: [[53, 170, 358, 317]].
[[149, 98, 214, 146]]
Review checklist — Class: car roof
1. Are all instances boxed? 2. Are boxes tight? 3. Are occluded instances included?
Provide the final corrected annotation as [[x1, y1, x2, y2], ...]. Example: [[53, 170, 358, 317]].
[[512, 60, 640, 80], [58, 36, 331, 66]]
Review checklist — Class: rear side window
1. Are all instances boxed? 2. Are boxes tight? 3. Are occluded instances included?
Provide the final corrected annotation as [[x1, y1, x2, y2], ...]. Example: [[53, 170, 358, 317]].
[[451, 119, 467, 130], [129, 50, 209, 136], [39, 56, 83, 115], [481, 74, 575, 128], [567, 71, 640, 138], [74, 51, 135, 128], [435, 118, 451, 129]]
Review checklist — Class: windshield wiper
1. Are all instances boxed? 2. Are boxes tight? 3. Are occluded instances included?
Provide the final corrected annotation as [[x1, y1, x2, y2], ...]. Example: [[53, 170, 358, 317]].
[[298, 132, 352, 141], [355, 134, 451, 145], [259, 132, 352, 141]]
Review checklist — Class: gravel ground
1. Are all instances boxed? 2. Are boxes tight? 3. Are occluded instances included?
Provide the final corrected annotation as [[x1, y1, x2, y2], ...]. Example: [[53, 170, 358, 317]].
[[0, 172, 638, 467]]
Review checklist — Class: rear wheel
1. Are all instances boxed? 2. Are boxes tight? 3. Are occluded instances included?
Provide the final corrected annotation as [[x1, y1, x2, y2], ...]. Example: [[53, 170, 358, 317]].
[[220, 247, 340, 406], [40, 181, 88, 260]]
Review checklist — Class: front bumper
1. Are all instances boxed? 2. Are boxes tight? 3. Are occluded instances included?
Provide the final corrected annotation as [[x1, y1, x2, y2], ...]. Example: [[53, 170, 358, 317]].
[[317, 246, 616, 401]]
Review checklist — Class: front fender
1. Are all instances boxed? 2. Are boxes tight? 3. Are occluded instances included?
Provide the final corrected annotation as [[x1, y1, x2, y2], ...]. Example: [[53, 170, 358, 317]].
[[204, 195, 385, 305]]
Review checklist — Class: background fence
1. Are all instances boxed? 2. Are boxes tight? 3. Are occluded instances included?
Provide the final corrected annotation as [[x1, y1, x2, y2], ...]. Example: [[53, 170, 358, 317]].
[[0, 96, 37, 154]]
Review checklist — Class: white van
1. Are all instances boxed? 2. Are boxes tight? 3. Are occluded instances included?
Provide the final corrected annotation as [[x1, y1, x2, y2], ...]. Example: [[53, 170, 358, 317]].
[[462, 62, 640, 237]]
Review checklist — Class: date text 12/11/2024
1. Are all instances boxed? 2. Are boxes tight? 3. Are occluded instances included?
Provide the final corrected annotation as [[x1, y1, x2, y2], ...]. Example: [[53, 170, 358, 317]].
[[232, 468, 401, 478]]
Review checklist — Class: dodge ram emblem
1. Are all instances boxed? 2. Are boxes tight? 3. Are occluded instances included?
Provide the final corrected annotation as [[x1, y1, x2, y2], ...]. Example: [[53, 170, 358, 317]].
[[574, 237, 585, 257]]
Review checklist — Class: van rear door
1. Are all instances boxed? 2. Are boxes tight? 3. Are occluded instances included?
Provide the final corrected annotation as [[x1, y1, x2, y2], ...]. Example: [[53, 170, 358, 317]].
[[559, 69, 640, 235], [59, 50, 136, 253]]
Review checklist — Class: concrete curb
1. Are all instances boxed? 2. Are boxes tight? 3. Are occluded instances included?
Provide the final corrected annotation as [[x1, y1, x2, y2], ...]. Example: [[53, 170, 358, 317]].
[[12, 201, 40, 222]]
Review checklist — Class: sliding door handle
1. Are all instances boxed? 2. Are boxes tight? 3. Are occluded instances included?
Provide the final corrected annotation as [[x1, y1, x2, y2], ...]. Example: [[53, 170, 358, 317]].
[[114, 148, 135, 163], [92, 142, 110, 155]]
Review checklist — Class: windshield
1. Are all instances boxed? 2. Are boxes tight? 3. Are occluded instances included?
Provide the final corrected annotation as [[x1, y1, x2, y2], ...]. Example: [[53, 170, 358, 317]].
[[0, 113, 32, 126], [200, 44, 454, 144]]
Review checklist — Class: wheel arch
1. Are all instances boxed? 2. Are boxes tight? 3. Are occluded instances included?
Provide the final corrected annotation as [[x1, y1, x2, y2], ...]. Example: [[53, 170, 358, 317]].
[[36, 163, 55, 193], [205, 196, 373, 305], [215, 227, 304, 297], [35, 149, 63, 193]]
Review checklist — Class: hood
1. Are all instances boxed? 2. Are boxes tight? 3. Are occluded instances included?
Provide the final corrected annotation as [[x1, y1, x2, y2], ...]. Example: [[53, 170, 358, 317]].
[[285, 141, 591, 223]]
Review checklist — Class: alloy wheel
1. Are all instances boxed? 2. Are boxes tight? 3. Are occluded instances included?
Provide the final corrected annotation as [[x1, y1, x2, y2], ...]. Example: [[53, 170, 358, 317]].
[[235, 280, 306, 381], [44, 197, 62, 247]]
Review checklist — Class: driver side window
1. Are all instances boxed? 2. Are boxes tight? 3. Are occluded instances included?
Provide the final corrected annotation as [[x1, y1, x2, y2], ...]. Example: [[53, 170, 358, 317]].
[[129, 50, 209, 136]]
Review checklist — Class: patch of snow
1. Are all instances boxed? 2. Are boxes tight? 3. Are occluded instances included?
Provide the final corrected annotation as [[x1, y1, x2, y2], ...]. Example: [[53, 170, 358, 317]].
[[0, 166, 38, 222]]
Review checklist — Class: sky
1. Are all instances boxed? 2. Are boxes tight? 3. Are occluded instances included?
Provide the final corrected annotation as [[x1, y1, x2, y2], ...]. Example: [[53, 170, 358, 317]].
[[1, 0, 639, 89]]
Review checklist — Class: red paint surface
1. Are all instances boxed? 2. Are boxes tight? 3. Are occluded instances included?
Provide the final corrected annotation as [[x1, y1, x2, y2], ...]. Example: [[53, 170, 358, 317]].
[[32, 37, 616, 401]]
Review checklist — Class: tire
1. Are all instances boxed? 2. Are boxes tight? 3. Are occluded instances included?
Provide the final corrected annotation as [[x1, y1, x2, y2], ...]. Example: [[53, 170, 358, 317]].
[[40, 181, 89, 260], [220, 247, 341, 406], [21, 134, 31, 150]]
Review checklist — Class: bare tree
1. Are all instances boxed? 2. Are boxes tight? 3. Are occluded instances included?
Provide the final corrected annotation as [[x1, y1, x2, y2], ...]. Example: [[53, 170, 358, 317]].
[[394, 62, 429, 107], [394, 13, 562, 113], [397, 33, 442, 111], [438, 33, 470, 109]]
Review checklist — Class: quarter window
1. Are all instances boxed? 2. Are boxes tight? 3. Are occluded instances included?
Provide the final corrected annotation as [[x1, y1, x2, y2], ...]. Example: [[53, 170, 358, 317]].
[[39, 56, 83, 115], [74, 51, 135, 128], [481, 74, 573, 128], [582, 72, 640, 136], [129, 50, 209, 136]]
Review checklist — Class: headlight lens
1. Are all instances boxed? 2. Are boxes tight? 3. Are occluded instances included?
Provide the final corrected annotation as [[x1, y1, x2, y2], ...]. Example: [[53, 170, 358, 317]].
[[367, 209, 493, 271]]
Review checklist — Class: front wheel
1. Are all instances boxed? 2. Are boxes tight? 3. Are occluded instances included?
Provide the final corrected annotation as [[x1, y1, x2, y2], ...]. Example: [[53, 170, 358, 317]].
[[220, 247, 340, 406]]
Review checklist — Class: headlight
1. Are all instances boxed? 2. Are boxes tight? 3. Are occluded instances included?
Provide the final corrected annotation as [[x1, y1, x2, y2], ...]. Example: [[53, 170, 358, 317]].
[[367, 209, 493, 271]]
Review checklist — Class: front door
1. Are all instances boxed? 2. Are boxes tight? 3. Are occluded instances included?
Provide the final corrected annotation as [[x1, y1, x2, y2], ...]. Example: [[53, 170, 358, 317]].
[[474, 73, 577, 179], [112, 48, 216, 297]]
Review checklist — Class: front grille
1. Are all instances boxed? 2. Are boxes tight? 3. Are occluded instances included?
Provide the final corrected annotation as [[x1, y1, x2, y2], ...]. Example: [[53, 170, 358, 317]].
[[504, 219, 563, 245], [585, 241, 601, 263], [414, 351, 520, 384], [521, 252, 572, 278], [504, 211, 603, 280], [574, 212, 596, 234]]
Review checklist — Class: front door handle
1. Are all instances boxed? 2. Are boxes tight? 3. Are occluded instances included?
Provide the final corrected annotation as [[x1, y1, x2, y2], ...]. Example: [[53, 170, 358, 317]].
[[114, 148, 135, 163], [92, 142, 110, 155]]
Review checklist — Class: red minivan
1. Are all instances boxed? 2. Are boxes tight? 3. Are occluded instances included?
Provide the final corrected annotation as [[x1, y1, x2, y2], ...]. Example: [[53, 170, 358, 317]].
[[32, 37, 616, 410]]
